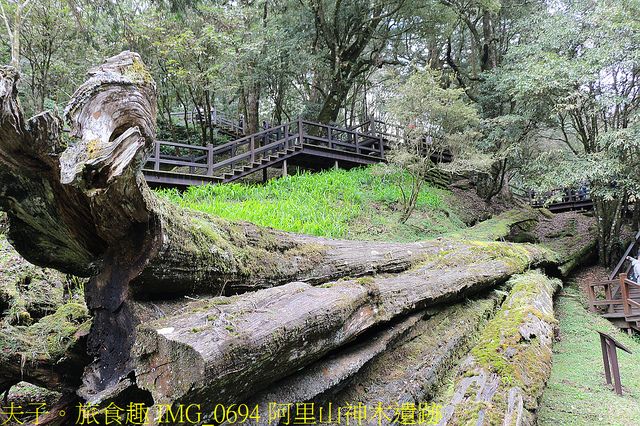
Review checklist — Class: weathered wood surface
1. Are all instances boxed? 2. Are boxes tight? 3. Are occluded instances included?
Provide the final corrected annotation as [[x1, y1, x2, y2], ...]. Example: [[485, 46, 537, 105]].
[[438, 270, 560, 425], [119, 240, 554, 423], [258, 293, 504, 426], [0, 51, 583, 426]]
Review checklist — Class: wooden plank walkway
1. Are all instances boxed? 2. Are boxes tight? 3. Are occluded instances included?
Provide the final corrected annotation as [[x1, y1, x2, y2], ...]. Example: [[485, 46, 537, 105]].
[[144, 116, 450, 188], [589, 273, 640, 333], [510, 185, 593, 212]]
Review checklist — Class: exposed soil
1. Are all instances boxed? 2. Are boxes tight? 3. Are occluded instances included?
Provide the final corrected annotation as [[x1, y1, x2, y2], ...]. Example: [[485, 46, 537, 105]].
[[570, 264, 610, 302], [445, 180, 518, 226]]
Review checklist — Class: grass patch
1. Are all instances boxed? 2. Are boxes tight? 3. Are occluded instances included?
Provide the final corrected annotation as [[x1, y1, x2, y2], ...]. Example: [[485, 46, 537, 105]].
[[538, 283, 640, 425], [156, 165, 466, 241]]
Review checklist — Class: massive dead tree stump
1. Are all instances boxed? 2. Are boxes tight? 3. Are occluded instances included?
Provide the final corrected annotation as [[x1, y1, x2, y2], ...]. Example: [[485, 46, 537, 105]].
[[0, 51, 561, 423]]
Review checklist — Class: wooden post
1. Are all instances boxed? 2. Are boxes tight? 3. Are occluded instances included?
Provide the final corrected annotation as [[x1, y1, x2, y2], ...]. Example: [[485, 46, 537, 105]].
[[297, 116, 304, 146], [621, 274, 631, 317], [328, 127, 333, 149], [282, 159, 288, 177], [379, 135, 384, 159], [587, 281, 596, 313], [189, 153, 195, 174], [250, 136, 255, 163], [355, 133, 360, 154], [284, 124, 290, 149], [154, 140, 160, 171], [263, 168, 268, 183], [206, 144, 214, 176], [334, 160, 339, 170], [597, 330, 632, 396]]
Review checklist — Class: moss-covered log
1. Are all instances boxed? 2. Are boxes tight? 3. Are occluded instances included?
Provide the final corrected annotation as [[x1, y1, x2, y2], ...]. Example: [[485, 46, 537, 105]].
[[0, 51, 573, 424], [439, 270, 561, 425], [98, 240, 554, 424], [0, 303, 91, 392]]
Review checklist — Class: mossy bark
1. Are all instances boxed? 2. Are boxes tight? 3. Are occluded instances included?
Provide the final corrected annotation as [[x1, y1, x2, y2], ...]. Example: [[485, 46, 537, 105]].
[[0, 51, 584, 425], [439, 270, 561, 425], [106, 240, 555, 423], [447, 208, 539, 242], [0, 303, 91, 392], [0, 52, 471, 397]]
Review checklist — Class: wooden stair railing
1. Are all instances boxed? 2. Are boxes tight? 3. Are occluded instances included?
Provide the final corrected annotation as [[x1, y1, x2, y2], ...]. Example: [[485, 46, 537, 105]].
[[170, 108, 245, 138], [588, 273, 640, 332], [144, 117, 387, 184], [609, 229, 640, 281]]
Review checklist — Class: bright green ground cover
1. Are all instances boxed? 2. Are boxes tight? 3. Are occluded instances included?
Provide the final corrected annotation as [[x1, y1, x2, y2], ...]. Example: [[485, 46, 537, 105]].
[[538, 283, 640, 425], [157, 166, 466, 240]]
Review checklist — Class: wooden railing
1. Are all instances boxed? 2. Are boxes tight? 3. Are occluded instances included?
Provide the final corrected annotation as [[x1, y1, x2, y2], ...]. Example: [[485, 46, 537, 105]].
[[588, 273, 640, 319], [510, 185, 591, 209], [620, 274, 640, 317], [588, 278, 620, 315], [145, 117, 385, 178], [609, 229, 640, 281], [169, 108, 245, 136]]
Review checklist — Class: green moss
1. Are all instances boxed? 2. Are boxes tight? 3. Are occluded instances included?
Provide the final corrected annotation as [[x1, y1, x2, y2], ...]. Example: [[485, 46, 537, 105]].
[[422, 240, 544, 272], [470, 271, 559, 394], [1, 302, 91, 362], [446, 209, 539, 242], [538, 208, 554, 219], [122, 56, 153, 84], [513, 231, 540, 244]]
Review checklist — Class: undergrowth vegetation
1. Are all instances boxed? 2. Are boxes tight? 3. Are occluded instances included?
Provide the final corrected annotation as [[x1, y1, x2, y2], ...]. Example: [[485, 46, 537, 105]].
[[538, 282, 640, 425], [157, 166, 465, 240]]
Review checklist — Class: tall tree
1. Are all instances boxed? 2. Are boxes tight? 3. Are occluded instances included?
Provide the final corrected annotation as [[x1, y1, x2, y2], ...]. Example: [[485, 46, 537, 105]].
[[491, 0, 640, 265], [0, 0, 35, 69], [301, 0, 411, 124]]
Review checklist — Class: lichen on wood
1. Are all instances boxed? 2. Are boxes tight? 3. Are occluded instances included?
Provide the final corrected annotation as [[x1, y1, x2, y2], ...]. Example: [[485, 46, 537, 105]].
[[439, 270, 561, 425]]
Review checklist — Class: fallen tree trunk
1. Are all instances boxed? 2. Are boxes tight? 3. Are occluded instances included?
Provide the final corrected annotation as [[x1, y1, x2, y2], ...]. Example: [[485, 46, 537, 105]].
[[109, 240, 554, 424], [242, 291, 504, 426], [439, 270, 561, 425], [0, 51, 555, 396], [0, 51, 566, 424]]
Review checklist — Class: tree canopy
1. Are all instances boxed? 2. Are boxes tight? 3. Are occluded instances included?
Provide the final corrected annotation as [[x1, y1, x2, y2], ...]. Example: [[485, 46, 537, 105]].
[[0, 0, 638, 265]]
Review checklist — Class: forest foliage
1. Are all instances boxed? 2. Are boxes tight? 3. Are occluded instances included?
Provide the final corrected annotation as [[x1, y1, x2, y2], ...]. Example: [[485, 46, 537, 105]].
[[1, 0, 639, 265]]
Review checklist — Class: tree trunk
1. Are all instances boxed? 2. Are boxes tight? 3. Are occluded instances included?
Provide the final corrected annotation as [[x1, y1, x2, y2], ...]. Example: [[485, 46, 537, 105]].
[[0, 52, 560, 422], [593, 194, 625, 267], [441, 271, 560, 425]]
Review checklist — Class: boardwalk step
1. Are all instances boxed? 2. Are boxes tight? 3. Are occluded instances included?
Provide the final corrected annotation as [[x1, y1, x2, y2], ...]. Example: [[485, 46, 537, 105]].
[[602, 312, 627, 319]]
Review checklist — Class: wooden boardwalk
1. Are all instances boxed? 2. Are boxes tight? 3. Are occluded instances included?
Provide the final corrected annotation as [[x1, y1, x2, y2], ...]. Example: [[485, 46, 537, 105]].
[[510, 185, 593, 212], [144, 116, 450, 188], [170, 109, 245, 139], [589, 230, 640, 332], [589, 274, 640, 333]]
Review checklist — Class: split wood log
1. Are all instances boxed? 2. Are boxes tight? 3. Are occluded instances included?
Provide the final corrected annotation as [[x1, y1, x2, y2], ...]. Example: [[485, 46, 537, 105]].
[[0, 50, 556, 402], [0, 51, 573, 426], [240, 291, 504, 426], [110, 240, 554, 424], [438, 270, 560, 425]]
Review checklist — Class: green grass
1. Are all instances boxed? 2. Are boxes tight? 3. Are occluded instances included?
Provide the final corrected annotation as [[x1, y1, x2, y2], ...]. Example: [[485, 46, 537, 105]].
[[156, 165, 464, 241], [538, 283, 640, 425]]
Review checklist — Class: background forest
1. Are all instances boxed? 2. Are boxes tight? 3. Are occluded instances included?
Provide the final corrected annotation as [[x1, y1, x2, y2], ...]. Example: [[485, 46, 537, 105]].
[[1, 0, 639, 266]]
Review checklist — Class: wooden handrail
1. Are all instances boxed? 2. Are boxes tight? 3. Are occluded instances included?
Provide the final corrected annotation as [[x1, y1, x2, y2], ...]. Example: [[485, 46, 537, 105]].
[[145, 116, 389, 180], [609, 228, 640, 281]]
